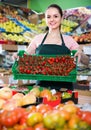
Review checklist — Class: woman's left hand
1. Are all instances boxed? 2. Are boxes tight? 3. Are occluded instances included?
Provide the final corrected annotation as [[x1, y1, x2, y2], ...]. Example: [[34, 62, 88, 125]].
[[74, 49, 82, 63], [74, 49, 89, 65]]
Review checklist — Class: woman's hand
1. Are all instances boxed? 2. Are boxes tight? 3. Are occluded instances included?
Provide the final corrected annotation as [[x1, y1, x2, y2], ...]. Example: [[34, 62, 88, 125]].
[[12, 52, 19, 61], [74, 49, 89, 65], [74, 49, 82, 63]]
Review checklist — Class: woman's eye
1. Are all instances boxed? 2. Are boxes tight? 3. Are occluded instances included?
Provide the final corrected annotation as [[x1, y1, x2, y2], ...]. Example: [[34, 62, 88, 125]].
[[54, 15, 58, 18], [47, 16, 50, 18], [46, 15, 59, 19]]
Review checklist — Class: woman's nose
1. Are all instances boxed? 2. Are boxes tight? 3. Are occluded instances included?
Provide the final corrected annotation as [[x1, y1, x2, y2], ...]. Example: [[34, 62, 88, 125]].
[[50, 17, 54, 21]]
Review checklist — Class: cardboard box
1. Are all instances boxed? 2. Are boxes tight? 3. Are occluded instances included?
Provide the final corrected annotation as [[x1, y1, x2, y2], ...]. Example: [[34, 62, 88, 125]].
[[0, 75, 32, 86], [38, 13, 45, 20], [2, 44, 18, 51], [28, 14, 39, 24]]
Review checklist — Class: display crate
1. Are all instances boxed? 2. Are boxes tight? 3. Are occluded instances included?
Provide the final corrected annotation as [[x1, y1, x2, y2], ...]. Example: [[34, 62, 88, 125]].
[[12, 50, 77, 82]]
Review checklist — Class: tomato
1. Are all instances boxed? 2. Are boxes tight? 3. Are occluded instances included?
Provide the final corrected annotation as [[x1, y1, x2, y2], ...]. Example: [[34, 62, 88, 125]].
[[36, 104, 53, 115], [27, 105, 37, 113], [26, 112, 43, 127], [43, 110, 65, 129], [0, 107, 27, 127], [59, 109, 71, 121], [14, 107, 27, 119], [34, 122, 48, 130], [0, 109, 19, 127], [55, 103, 64, 110], [81, 111, 91, 125], [68, 115, 80, 129], [14, 124, 27, 130], [24, 127, 34, 130], [76, 109, 83, 118], [19, 111, 29, 125]]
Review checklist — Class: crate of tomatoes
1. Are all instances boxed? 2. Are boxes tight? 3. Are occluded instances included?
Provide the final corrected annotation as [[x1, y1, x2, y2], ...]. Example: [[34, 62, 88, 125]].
[[12, 50, 77, 82]]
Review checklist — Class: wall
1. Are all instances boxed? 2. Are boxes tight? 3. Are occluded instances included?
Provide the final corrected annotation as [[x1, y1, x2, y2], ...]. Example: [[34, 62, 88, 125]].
[[30, 0, 91, 12]]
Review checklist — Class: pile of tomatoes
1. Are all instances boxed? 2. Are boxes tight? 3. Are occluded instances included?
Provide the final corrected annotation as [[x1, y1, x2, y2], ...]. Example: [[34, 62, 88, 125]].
[[18, 55, 76, 76], [0, 102, 91, 130]]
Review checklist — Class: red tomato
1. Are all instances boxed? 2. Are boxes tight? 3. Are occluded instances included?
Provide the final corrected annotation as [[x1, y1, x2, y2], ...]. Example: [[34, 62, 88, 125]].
[[0, 107, 27, 127], [14, 107, 27, 120], [0, 109, 19, 127], [36, 104, 53, 115], [24, 127, 34, 130], [14, 124, 27, 130], [27, 105, 37, 113], [76, 109, 83, 118], [19, 111, 29, 125], [82, 111, 91, 125], [34, 122, 48, 130]]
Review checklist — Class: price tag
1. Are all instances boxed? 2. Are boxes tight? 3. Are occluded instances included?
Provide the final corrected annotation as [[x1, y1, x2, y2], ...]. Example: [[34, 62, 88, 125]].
[[18, 45, 26, 51], [79, 75, 88, 80], [0, 45, 2, 53]]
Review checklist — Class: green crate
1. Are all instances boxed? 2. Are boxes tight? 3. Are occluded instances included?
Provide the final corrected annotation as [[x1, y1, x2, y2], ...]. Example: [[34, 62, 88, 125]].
[[12, 50, 77, 82], [12, 62, 77, 82]]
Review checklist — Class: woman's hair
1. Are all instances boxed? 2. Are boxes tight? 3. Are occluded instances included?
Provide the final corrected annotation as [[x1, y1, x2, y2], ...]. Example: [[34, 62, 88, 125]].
[[45, 4, 63, 31], [46, 4, 63, 17]]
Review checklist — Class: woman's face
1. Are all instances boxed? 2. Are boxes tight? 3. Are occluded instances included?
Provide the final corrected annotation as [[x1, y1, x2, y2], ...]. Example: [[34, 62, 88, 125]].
[[45, 7, 62, 30]]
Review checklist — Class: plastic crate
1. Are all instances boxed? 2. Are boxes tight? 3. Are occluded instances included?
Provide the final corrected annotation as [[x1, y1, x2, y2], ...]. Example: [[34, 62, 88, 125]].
[[12, 50, 77, 82]]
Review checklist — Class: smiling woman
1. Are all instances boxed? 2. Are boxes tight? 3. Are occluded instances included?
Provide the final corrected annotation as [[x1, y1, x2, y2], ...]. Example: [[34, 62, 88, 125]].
[[13, 3, 89, 91]]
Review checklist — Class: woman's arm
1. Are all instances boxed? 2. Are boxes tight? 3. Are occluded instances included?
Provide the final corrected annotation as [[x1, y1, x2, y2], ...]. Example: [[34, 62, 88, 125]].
[[26, 34, 44, 54], [64, 35, 89, 65], [74, 48, 89, 65]]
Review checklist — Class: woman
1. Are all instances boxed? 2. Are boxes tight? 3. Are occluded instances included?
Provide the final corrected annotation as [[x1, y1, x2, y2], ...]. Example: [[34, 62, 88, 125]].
[[14, 4, 89, 90]]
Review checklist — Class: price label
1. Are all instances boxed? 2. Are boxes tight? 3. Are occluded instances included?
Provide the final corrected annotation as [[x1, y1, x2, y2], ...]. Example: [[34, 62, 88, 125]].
[[18, 45, 26, 51]]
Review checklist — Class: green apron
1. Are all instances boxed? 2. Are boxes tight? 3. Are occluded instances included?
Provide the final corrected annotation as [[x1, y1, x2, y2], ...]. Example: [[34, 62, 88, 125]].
[[35, 33, 73, 90]]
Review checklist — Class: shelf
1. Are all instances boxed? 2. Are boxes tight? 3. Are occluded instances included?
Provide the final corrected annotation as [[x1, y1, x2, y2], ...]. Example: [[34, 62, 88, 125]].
[[1, 44, 27, 51]]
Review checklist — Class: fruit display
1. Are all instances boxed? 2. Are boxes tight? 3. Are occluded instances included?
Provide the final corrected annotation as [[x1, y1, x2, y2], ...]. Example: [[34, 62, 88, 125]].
[[0, 17, 24, 34], [63, 7, 91, 35], [1, 32, 29, 44], [72, 31, 91, 43], [61, 19, 79, 33], [0, 100, 91, 130], [0, 3, 91, 44], [0, 85, 78, 109], [63, 7, 91, 24]]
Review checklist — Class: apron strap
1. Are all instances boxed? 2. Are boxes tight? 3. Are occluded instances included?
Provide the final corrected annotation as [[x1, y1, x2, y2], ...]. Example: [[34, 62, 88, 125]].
[[60, 34, 65, 46], [41, 32, 48, 45]]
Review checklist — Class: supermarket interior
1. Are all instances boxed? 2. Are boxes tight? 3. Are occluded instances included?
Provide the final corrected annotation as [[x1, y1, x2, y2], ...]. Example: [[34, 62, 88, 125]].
[[0, 0, 91, 129]]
